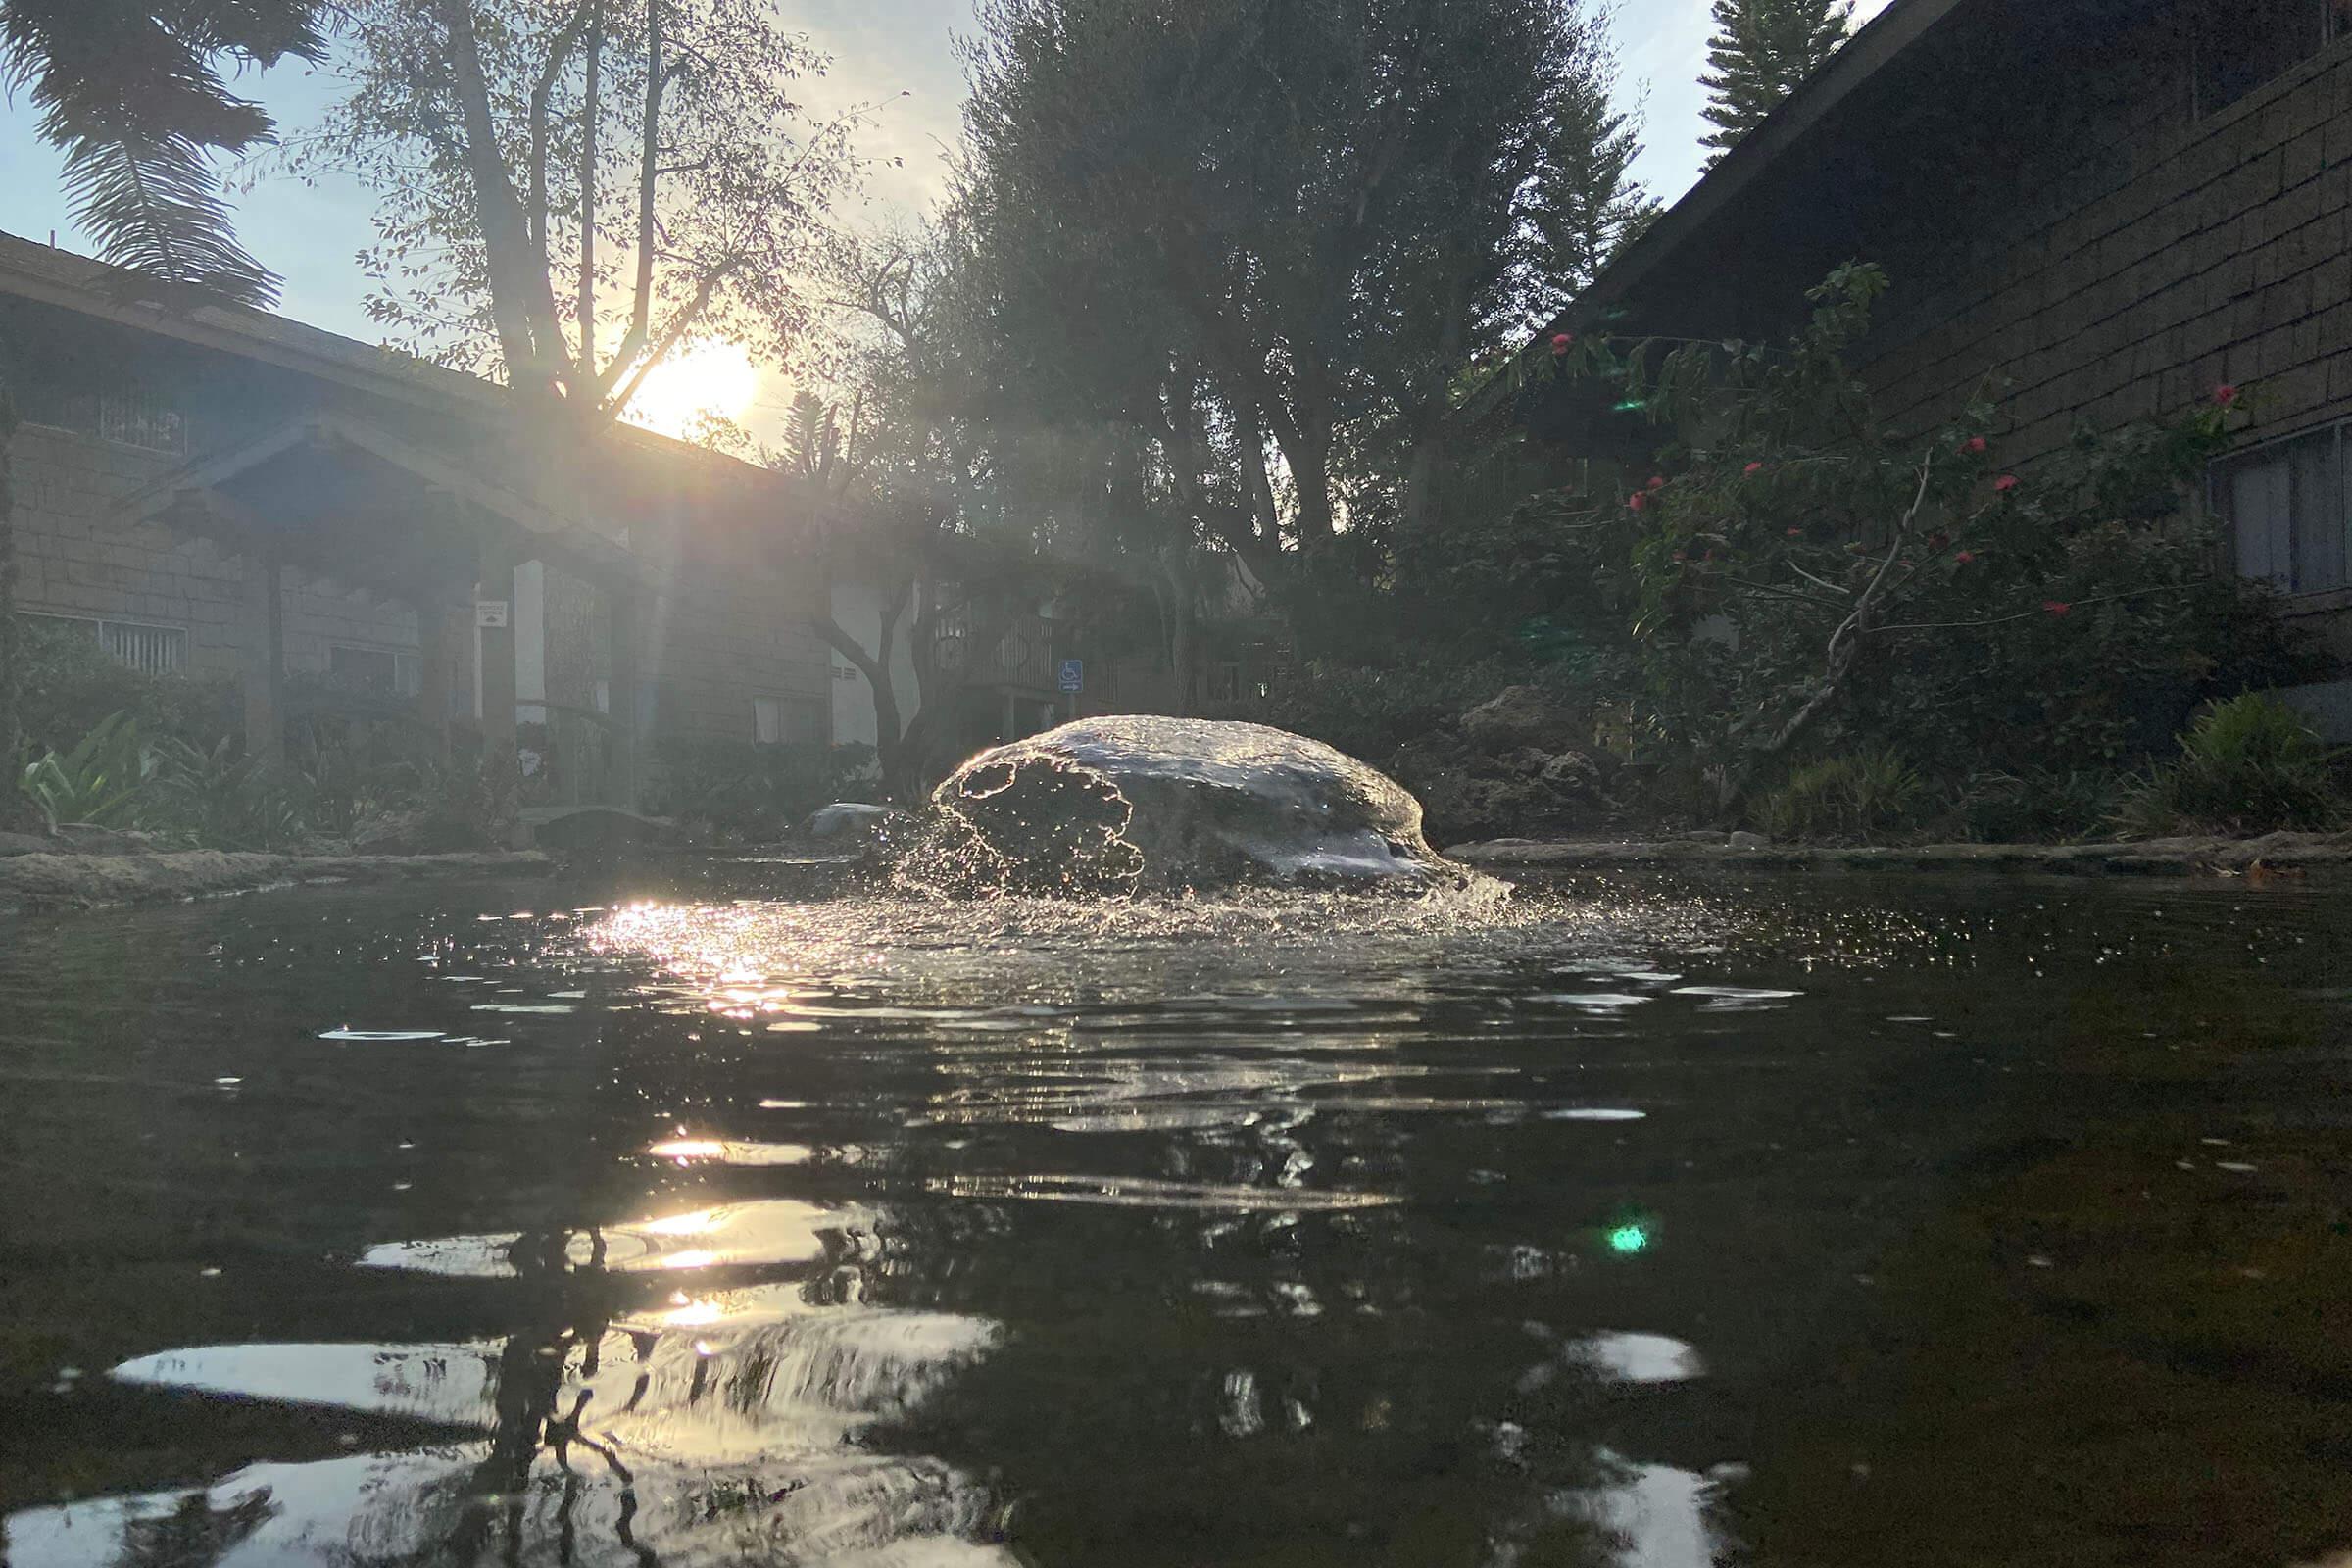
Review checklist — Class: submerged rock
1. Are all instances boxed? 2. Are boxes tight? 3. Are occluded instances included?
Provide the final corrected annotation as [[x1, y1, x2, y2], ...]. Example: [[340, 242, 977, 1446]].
[[911, 716, 1466, 894]]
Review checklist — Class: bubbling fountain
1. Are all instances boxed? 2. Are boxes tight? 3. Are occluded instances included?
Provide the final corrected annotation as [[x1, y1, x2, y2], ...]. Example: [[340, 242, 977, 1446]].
[[903, 716, 1472, 895]]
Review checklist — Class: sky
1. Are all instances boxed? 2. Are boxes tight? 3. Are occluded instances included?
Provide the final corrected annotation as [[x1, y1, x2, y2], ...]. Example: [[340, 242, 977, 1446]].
[[0, 0, 1890, 428]]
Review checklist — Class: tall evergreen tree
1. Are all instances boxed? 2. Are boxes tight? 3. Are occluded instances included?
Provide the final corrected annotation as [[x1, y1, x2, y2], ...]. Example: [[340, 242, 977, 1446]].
[[1698, 0, 1853, 167]]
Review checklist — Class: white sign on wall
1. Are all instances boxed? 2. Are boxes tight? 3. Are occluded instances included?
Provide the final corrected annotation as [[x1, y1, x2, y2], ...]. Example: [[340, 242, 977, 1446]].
[[474, 600, 511, 628]]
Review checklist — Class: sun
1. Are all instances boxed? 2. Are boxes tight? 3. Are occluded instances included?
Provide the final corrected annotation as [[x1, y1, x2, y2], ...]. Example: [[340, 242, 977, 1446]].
[[622, 340, 761, 439]]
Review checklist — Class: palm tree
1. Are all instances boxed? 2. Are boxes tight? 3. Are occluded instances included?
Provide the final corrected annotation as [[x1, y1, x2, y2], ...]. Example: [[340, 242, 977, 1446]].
[[0, 0, 324, 820], [2, 0, 325, 305]]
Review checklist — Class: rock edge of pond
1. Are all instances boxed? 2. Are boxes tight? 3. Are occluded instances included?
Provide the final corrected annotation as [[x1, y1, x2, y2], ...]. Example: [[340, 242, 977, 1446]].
[[0, 849, 556, 913], [1448, 829, 2352, 878]]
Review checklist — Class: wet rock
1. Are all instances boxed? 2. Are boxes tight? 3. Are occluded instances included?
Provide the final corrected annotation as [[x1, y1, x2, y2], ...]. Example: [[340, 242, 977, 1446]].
[[524, 806, 681, 852], [1460, 685, 1578, 753], [915, 716, 1464, 893], [1727, 830, 1770, 850], [1539, 751, 1601, 793], [1389, 732, 1613, 848]]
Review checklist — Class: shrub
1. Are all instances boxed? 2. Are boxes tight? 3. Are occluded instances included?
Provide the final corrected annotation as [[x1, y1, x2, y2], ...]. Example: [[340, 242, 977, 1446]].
[[1753, 750, 1923, 843], [1203, 657, 1525, 764], [1940, 768, 2124, 844], [148, 736, 312, 851], [644, 740, 879, 838], [14, 616, 236, 754], [18, 712, 158, 830], [2115, 694, 2345, 837], [1515, 264, 2326, 818]]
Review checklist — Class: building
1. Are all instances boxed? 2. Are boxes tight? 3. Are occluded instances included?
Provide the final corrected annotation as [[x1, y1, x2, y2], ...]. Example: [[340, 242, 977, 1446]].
[[1, 233, 833, 804], [1536, 0, 2352, 711]]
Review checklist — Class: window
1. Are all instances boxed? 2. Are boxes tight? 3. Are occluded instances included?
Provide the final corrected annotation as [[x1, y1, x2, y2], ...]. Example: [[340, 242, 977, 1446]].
[[753, 694, 826, 746], [25, 612, 187, 675], [20, 384, 188, 455], [2214, 422, 2350, 594], [328, 644, 422, 697], [103, 620, 189, 676], [2192, 0, 2346, 117]]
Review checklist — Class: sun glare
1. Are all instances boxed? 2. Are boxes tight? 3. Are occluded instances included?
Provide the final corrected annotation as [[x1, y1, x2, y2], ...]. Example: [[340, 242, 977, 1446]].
[[623, 341, 760, 439]]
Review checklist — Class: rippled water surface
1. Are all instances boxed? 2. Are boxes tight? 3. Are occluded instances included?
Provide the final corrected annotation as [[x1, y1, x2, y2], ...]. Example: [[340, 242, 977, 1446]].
[[3, 866, 2349, 1567]]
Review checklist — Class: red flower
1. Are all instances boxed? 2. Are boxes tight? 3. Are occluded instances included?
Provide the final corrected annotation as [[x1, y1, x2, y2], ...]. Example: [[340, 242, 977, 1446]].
[[1646, 475, 1667, 491], [2213, 383, 2239, 407], [1551, 332, 1575, 356], [2042, 600, 2071, 616], [1744, 461, 1765, 475], [1785, 526, 1803, 537], [1954, 550, 1978, 564], [1994, 474, 2020, 492], [1963, 436, 1988, 455], [1628, 491, 1647, 512]]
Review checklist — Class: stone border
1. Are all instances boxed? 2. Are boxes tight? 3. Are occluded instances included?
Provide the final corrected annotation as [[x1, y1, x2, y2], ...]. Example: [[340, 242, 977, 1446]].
[[0, 850, 556, 914], [1447, 830, 2352, 878]]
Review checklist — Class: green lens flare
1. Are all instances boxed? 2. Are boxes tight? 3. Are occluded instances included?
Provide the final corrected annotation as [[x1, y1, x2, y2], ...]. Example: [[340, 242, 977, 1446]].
[[1607, 1224, 1649, 1254]]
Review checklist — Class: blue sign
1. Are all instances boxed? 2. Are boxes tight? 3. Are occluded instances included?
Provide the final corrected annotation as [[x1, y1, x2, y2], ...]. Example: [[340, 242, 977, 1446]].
[[1057, 659, 1084, 693]]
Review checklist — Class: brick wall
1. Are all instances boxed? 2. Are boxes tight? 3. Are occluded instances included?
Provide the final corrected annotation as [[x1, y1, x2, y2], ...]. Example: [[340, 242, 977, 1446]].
[[1861, 32, 2352, 467]]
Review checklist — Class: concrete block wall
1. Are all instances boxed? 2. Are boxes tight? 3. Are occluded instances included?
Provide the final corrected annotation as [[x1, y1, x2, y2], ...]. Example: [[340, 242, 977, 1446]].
[[651, 541, 833, 744], [12, 423, 249, 677], [13, 422, 423, 683]]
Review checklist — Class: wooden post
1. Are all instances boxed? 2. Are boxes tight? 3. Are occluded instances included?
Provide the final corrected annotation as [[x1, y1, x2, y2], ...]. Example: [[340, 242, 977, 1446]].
[[607, 587, 641, 808], [241, 543, 285, 763], [415, 588, 454, 765], [477, 541, 518, 774]]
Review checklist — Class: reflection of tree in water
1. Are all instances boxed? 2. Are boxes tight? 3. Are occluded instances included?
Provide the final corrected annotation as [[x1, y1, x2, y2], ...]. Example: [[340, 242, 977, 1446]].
[[443, 1225, 660, 1568], [856, 1191, 1650, 1566], [114, 1487, 278, 1568]]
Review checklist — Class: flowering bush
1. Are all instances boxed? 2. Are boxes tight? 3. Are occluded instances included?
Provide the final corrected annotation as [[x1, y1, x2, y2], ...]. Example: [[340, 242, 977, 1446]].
[[1510, 264, 2320, 819]]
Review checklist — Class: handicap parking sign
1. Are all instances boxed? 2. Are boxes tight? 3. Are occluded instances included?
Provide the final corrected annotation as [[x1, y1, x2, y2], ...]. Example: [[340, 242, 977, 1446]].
[[1057, 659, 1084, 693]]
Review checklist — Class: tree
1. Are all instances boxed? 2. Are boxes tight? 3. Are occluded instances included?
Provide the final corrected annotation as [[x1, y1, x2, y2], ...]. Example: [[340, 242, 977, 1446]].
[[1, 0, 324, 822], [960, 0, 1647, 572], [806, 217, 1080, 802], [294, 0, 864, 424], [1698, 0, 1853, 168], [1, 0, 325, 306]]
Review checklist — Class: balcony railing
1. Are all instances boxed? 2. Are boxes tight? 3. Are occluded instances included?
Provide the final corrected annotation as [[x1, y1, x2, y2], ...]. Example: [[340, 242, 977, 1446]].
[[934, 611, 1055, 691]]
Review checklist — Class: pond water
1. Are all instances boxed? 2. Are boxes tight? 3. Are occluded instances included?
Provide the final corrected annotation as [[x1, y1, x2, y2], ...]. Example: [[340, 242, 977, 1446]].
[[2, 866, 2348, 1567]]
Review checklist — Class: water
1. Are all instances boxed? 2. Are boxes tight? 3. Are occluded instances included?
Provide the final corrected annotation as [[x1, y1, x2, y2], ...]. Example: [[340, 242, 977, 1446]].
[[2, 866, 2348, 1566]]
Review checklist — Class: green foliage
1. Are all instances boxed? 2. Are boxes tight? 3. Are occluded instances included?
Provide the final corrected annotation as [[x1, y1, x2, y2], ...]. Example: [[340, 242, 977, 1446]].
[[1205, 658, 1522, 766], [18, 712, 157, 830], [14, 616, 238, 755], [148, 735, 310, 851], [1941, 769, 2126, 845], [645, 741, 879, 839], [2115, 695, 2345, 837], [1514, 264, 2321, 824], [1753, 750, 1921, 843]]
